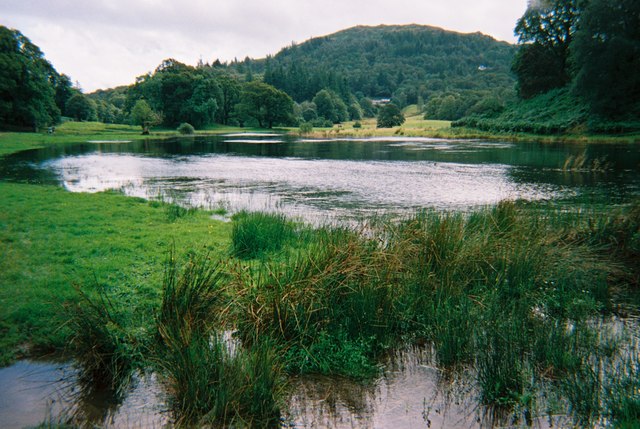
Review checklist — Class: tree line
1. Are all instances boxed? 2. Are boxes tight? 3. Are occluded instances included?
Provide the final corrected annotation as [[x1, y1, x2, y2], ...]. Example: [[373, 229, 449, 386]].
[[2, 4, 637, 134]]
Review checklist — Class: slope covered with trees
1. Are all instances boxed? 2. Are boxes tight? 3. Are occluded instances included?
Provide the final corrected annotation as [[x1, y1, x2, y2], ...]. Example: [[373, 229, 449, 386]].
[[247, 25, 517, 119]]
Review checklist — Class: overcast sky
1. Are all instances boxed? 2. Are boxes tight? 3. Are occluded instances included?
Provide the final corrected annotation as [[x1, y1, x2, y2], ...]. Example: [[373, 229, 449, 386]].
[[1, 0, 528, 93]]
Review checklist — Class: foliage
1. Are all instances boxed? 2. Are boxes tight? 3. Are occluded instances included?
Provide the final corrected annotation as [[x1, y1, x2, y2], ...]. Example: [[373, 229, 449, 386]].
[[454, 87, 640, 135], [0, 26, 61, 129], [252, 25, 516, 108], [312, 89, 348, 123], [298, 122, 313, 133], [64, 93, 97, 122], [572, 0, 640, 118], [376, 103, 405, 127], [177, 122, 195, 135], [512, 0, 580, 98], [512, 42, 568, 99], [130, 99, 160, 133], [236, 81, 294, 128]]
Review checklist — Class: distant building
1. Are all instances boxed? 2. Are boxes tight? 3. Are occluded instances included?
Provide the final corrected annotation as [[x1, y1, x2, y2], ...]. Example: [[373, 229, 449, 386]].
[[371, 98, 392, 106]]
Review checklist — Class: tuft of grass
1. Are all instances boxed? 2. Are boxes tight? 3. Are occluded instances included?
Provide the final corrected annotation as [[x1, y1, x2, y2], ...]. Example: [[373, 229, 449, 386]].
[[155, 251, 284, 427], [64, 284, 144, 397], [231, 211, 294, 259]]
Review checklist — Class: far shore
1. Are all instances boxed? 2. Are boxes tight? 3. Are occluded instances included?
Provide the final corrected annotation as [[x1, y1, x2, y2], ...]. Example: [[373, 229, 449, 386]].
[[2, 118, 639, 159]]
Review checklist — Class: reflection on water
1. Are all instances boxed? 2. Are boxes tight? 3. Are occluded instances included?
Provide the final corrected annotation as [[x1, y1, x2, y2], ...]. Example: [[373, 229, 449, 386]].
[[0, 360, 167, 428], [1, 135, 637, 223], [1, 348, 576, 429]]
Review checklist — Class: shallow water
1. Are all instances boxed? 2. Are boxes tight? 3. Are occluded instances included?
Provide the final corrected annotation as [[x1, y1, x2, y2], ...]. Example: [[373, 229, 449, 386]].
[[0, 349, 575, 429], [1, 134, 638, 223]]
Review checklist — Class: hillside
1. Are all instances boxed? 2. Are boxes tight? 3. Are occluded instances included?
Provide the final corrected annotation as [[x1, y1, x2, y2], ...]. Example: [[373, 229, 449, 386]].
[[235, 25, 517, 108]]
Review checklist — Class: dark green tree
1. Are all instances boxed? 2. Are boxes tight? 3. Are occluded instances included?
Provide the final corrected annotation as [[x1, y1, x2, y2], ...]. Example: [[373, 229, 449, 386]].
[[130, 99, 160, 134], [312, 89, 348, 123], [0, 26, 60, 129], [237, 81, 294, 128], [512, 0, 582, 98], [572, 0, 640, 117], [377, 103, 405, 128], [65, 93, 97, 121], [214, 73, 241, 125], [52, 73, 77, 116]]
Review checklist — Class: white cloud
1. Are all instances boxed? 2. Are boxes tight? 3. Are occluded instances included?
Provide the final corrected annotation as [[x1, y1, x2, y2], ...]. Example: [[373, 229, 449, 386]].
[[0, 0, 528, 92]]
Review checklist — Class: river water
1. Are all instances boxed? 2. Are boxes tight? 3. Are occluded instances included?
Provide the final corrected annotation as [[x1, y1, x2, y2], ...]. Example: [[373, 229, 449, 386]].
[[1, 134, 638, 427]]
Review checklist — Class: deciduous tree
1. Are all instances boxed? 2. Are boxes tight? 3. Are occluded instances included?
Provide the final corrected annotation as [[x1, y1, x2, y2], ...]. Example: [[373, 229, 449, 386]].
[[377, 103, 405, 128], [512, 0, 581, 98], [0, 26, 60, 129], [572, 0, 640, 117]]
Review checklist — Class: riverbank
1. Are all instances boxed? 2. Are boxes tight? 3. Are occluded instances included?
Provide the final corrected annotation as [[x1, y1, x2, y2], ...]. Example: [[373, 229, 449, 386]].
[[2, 118, 639, 161], [0, 121, 268, 157], [295, 114, 640, 144], [1, 122, 638, 426]]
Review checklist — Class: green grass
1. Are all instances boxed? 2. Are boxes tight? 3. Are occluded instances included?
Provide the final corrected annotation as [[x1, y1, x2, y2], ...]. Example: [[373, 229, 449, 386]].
[[0, 121, 275, 158], [230, 211, 296, 259], [0, 182, 230, 365]]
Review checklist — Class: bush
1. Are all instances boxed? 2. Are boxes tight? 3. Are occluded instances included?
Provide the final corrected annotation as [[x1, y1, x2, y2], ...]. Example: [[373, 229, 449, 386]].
[[177, 122, 195, 135], [299, 122, 313, 134], [377, 103, 405, 128], [353, 121, 362, 129]]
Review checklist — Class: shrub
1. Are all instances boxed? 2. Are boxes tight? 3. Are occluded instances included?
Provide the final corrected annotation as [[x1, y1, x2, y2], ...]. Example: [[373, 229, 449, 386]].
[[353, 121, 362, 129], [177, 122, 195, 135], [299, 122, 313, 134]]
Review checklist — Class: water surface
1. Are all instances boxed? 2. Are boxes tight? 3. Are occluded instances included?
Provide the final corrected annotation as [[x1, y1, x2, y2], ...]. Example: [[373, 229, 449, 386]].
[[1, 134, 638, 222]]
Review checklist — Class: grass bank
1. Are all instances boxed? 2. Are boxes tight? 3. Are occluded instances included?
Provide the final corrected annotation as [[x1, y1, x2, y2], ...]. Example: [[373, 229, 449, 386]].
[[0, 181, 231, 365], [0, 121, 270, 157], [294, 103, 640, 144]]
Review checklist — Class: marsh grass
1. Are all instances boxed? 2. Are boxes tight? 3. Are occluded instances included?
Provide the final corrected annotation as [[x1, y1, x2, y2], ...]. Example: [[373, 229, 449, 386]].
[[229, 200, 640, 422], [231, 211, 295, 259], [64, 284, 143, 397], [155, 251, 284, 427]]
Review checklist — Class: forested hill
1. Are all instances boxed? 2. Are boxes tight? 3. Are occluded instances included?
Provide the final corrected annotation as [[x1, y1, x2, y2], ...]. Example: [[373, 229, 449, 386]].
[[237, 25, 517, 106]]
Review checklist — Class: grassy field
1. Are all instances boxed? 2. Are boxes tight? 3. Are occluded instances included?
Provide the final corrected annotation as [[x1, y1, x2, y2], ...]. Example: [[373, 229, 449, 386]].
[[0, 182, 231, 365], [0, 121, 271, 157]]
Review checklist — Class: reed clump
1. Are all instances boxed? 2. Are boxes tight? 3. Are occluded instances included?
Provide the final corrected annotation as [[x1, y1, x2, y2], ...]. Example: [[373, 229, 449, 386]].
[[231, 211, 295, 259], [155, 251, 284, 427], [65, 285, 145, 398], [230, 200, 638, 421]]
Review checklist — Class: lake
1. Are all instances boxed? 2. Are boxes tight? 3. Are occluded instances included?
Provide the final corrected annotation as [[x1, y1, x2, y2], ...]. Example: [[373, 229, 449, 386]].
[[1, 134, 639, 223]]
